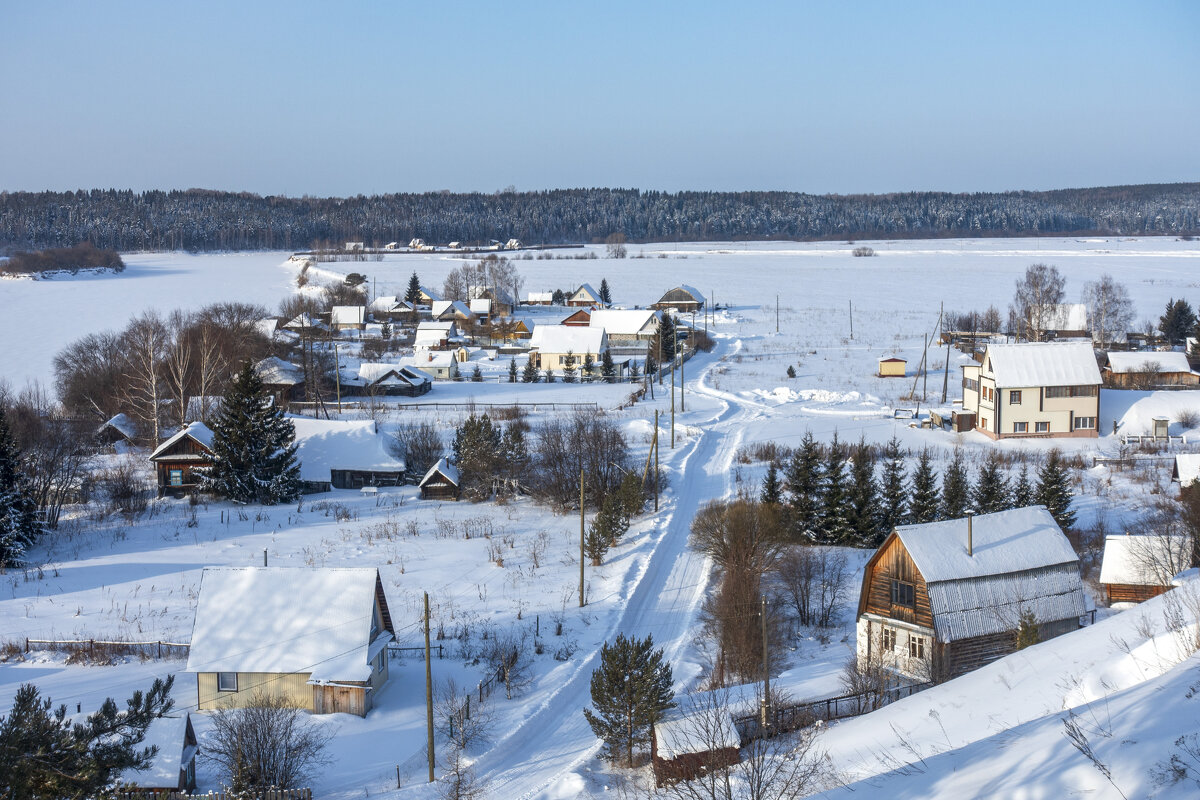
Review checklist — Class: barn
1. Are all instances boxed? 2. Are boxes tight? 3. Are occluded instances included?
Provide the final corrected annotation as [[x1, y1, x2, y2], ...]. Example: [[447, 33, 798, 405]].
[[291, 418, 408, 492], [419, 458, 461, 500], [856, 506, 1087, 681]]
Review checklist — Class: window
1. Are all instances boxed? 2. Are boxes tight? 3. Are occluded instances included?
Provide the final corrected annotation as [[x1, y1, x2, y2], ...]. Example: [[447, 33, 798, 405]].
[[963, 377, 979, 392], [1013, 421, 1028, 433], [1074, 416, 1096, 429], [909, 635, 926, 659], [981, 417, 988, 431], [217, 672, 237, 692], [890, 580, 915, 607], [1046, 385, 1098, 399], [374, 652, 384, 674], [1009, 390, 1022, 404], [169, 469, 183, 487], [370, 607, 381, 638], [1035, 421, 1050, 433], [882, 628, 897, 651]]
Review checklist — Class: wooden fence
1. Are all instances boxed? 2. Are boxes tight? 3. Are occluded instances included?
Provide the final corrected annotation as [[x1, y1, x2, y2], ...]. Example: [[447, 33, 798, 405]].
[[733, 681, 932, 743], [118, 790, 311, 800], [25, 638, 190, 660]]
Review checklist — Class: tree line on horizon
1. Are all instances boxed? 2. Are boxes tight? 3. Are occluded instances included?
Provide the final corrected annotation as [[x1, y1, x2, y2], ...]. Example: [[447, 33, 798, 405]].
[[1, 183, 1198, 252]]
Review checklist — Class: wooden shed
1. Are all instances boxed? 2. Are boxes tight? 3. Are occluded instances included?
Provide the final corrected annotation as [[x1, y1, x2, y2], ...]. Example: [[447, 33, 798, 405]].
[[118, 713, 198, 793], [1098, 534, 1181, 604], [561, 308, 592, 327], [877, 357, 907, 377], [856, 506, 1086, 681], [148, 422, 215, 498], [420, 458, 461, 500], [652, 285, 706, 313], [651, 695, 741, 787]]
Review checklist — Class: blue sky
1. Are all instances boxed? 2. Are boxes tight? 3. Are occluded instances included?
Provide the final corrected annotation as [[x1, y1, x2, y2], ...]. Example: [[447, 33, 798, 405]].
[[1, 1, 1197, 196]]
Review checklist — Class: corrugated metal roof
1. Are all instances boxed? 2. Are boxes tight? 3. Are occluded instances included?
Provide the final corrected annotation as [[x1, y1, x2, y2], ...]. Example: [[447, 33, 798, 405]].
[[1106, 351, 1193, 375], [927, 563, 1086, 642], [984, 342, 1101, 387]]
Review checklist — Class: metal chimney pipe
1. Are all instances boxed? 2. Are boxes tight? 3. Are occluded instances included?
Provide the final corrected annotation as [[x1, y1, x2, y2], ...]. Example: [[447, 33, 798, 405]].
[[263, 548, 268, 567], [966, 511, 974, 556]]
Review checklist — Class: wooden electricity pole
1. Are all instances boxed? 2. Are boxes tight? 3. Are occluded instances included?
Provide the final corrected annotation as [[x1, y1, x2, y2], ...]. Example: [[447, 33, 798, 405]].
[[333, 342, 342, 414], [760, 595, 770, 733], [942, 338, 951, 404], [849, 300, 854, 340], [579, 468, 585, 607], [679, 343, 685, 413], [424, 592, 434, 783], [775, 295, 779, 333], [653, 410, 660, 512]]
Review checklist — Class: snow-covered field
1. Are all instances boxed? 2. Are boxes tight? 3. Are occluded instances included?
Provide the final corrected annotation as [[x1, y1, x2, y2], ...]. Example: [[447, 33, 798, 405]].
[[3, 236, 1200, 798]]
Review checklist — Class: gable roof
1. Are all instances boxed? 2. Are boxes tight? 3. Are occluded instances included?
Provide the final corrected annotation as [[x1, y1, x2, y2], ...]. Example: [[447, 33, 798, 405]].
[[1106, 351, 1194, 375], [119, 713, 196, 789], [186, 567, 392, 682], [290, 418, 406, 481], [253, 356, 304, 386], [418, 286, 441, 302], [1099, 534, 1182, 587], [469, 299, 491, 315], [283, 312, 326, 330], [331, 306, 366, 325], [420, 457, 460, 487], [983, 342, 1101, 387], [149, 421, 215, 460], [588, 309, 659, 336], [528, 325, 607, 354], [368, 295, 402, 313], [97, 413, 137, 440], [527, 291, 554, 303], [570, 283, 602, 303], [1175, 454, 1200, 487], [657, 285, 705, 305], [357, 362, 433, 387], [432, 300, 473, 319], [402, 351, 457, 370]]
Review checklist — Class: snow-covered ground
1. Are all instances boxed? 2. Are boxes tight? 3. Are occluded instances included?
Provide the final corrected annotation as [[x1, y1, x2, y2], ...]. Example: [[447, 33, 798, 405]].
[[3, 237, 1200, 798]]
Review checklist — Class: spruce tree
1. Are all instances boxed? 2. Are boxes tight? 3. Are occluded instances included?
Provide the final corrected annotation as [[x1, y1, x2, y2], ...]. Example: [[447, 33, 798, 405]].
[[0, 406, 40, 567], [877, 436, 909, 534], [583, 633, 674, 767], [544, 368, 556, 383], [940, 448, 970, 520], [452, 413, 502, 500], [1015, 609, 1040, 649], [818, 433, 852, 544], [972, 451, 1010, 513], [760, 462, 782, 506], [199, 362, 300, 504], [470, 364, 483, 382], [582, 352, 596, 380], [522, 357, 539, 383], [507, 357, 518, 383], [404, 271, 422, 305], [847, 438, 880, 546], [500, 424, 530, 491], [1012, 462, 1035, 507], [600, 349, 616, 383], [909, 447, 941, 524], [1036, 449, 1076, 529], [657, 314, 676, 362], [784, 432, 822, 539], [562, 352, 578, 383], [586, 495, 629, 564], [599, 278, 612, 305]]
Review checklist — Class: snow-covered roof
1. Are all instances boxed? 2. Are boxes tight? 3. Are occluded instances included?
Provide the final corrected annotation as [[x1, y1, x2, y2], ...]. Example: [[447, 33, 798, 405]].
[[1106, 351, 1194, 375], [469, 285, 515, 306], [470, 299, 491, 315], [369, 295, 398, 313], [253, 356, 304, 386], [119, 713, 195, 788], [982, 342, 1101, 387], [414, 330, 449, 348], [1099, 534, 1181, 587], [570, 283, 602, 303], [1040, 303, 1089, 331], [657, 285, 706, 305], [432, 300, 472, 319], [149, 421, 214, 460], [418, 286, 441, 302], [254, 318, 279, 338], [418, 321, 455, 333], [527, 291, 554, 303], [402, 351, 456, 370], [290, 418, 405, 481], [283, 312, 325, 330], [331, 306, 366, 325], [528, 325, 607, 355], [1175, 454, 1200, 487], [186, 567, 391, 683], [893, 506, 1086, 642], [357, 362, 432, 386], [98, 413, 136, 440], [653, 697, 740, 760], [420, 457, 460, 487], [588, 309, 659, 336]]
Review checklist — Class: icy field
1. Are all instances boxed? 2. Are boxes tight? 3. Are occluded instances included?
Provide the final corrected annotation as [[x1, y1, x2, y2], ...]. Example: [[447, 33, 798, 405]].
[[3, 236, 1200, 798]]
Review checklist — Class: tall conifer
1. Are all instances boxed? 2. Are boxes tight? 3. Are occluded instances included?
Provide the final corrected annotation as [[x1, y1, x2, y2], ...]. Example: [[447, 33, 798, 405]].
[[0, 407, 40, 567], [1036, 449, 1076, 529], [940, 448, 970, 520], [877, 436, 909, 534], [909, 447, 941, 524]]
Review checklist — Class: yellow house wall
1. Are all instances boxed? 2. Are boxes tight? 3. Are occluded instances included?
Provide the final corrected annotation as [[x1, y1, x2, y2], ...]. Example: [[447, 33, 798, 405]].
[[196, 672, 314, 711], [878, 361, 906, 377]]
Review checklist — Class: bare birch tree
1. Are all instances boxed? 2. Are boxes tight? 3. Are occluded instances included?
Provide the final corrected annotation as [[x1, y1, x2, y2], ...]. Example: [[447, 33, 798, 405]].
[[1082, 273, 1135, 347], [121, 312, 169, 445], [1011, 263, 1066, 341]]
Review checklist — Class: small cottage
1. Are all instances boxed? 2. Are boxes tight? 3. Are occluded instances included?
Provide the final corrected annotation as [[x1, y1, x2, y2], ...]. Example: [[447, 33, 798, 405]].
[[401, 351, 459, 380], [253, 356, 305, 406], [118, 713, 198, 793], [652, 285, 706, 313], [469, 285, 517, 317], [415, 320, 458, 350], [1104, 351, 1200, 387], [417, 286, 442, 305], [568, 283, 606, 307], [1099, 534, 1182, 604], [356, 363, 434, 396], [877, 357, 907, 378], [148, 422, 215, 497], [188, 567, 395, 717], [283, 312, 328, 336], [526, 291, 555, 305], [96, 413, 137, 446], [527, 325, 610, 372], [856, 506, 1087, 681], [331, 305, 367, 332], [431, 300, 476, 325], [589, 309, 660, 342], [420, 458, 461, 500], [291, 418, 408, 492]]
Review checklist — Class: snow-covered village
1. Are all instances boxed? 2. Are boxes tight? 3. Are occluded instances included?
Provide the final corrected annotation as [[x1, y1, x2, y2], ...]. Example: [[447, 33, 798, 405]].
[[3, 5, 1200, 800]]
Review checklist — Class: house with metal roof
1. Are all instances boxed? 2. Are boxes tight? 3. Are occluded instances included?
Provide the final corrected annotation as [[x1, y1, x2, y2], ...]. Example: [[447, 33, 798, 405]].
[[1103, 350, 1200, 387], [856, 506, 1087, 681], [568, 283, 606, 307]]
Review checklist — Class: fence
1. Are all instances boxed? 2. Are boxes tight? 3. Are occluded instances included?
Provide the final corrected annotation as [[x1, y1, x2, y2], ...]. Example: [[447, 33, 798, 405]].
[[288, 400, 600, 414], [118, 791, 311, 800], [388, 643, 443, 659], [25, 638, 190, 660], [732, 681, 932, 743]]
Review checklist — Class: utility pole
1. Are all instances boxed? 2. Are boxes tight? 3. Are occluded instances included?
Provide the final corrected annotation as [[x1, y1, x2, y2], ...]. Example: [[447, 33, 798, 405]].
[[942, 338, 951, 404], [670, 369, 676, 450], [653, 410, 660, 512], [923, 334, 929, 400], [679, 339, 685, 412], [776, 294, 779, 333], [333, 342, 342, 414], [760, 595, 770, 733], [579, 468, 585, 607], [849, 300, 854, 340], [424, 592, 434, 783]]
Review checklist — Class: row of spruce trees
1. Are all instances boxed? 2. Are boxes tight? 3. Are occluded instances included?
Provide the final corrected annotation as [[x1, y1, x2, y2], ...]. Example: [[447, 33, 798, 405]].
[[759, 433, 1076, 547]]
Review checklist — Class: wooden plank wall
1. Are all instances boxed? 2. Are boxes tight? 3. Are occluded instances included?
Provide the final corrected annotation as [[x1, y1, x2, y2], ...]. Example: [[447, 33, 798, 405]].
[[862, 537, 934, 628]]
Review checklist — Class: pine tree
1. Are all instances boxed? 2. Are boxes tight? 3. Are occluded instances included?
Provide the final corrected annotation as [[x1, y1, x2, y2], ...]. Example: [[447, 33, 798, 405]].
[[452, 413, 502, 500], [0, 406, 40, 567], [846, 438, 880, 546], [0, 677, 175, 798], [599, 278, 612, 305], [786, 364, 796, 379], [600, 349, 616, 383], [1015, 608, 1040, 649], [785, 432, 823, 540], [1036, 449, 1076, 529], [628, 358, 641, 381], [522, 357, 539, 383], [562, 352, 578, 383], [657, 314, 676, 362], [972, 451, 1010, 513], [508, 357, 518, 383], [940, 448, 970, 520], [878, 436, 908, 534], [380, 320, 392, 340], [760, 462, 782, 505], [1159, 297, 1197, 344], [909, 447, 940, 524], [586, 495, 629, 564], [1012, 462, 1034, 507], [583, 633, 674, 767], [404, 271, 422, 305], [198, 362, 300, 504], [819, 433, 852, 544]]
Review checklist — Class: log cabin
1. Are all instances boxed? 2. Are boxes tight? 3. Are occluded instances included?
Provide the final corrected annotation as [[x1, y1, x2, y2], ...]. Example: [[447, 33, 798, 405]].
[[1099, 534, 1182, 604], [419, 458, 461, 500], [652, 285, 705, 313], [651, 694, 741, 787], [187, 567, 394, 717], [1104, 351, 1200, 387], [291, 418, 409, 493], [856, 506, 1087, 681], [148, 422, 215, 498]]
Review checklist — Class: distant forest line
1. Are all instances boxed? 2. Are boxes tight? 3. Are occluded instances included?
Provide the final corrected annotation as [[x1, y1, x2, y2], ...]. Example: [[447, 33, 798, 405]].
[[1, 183, 1198, 253]]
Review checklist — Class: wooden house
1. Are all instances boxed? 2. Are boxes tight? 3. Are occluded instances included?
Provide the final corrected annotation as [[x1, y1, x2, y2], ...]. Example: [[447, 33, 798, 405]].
[[589, 309, 660, 342], [505, 238, 522, 250], [1174, 454, 1200, 490], [961, 342, 1101, 439], [368, 295, 416, 322], [415, 321, 458, 350], [1038, 303, 1090, 339], [1103, 351, 1200, 387], [356, 363, 434, 396], [417, 286, 442, 305], [568, 283, 606, 307], [96, 413, 137, 446], [331, 305, 367, 331], [561, 308, 592, 327], [291, 418, 409, 492], [1098, 534, 1181, 604], [652, 285, 706, 313], [856, 506, 1086, 681], [252, 356, 305, 406], [283, 312, 328, 336], [401, 351, 459, 380], [188, 567, 394, 717], [420, 458, 461, 500], [409, 238, 425, 249], [432, 300, 476, 325], [148, 422, 215, 497], [651, 696, 741, 787], [877, 357, 907, 377], [469, 285, 517, 317], [118, 713, 198, 793]]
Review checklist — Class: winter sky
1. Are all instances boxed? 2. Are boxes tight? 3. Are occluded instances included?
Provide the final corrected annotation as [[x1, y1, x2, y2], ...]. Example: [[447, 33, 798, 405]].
[[1, 0, 1198, 196]]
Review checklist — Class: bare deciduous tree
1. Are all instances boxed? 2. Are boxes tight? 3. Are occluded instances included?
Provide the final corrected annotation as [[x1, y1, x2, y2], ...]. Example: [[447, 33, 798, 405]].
[[486, 630, 533, 699], [1010, 263, 1066, 341], [121, 312, 169, 445], [203, 693, 333, 792], [776, 547, 849, 628], [1082, 274, 1135, 347]]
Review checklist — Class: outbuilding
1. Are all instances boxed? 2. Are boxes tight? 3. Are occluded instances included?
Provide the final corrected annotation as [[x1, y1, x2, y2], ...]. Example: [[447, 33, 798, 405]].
[[1098, 533, 1182, 604], [149, 422, 215, 497], [419, 458, 461, 500], [877, 357, 907, 377]]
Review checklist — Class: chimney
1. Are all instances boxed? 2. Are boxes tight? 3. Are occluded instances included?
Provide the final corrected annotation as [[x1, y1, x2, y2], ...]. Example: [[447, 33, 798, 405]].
[[966, 511, 974, 556], [263, 548, 268, 567]]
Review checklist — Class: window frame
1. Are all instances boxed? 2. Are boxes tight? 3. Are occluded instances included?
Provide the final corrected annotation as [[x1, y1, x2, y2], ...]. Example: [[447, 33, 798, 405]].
[[882, 627, 897, 651], [169, 469, 183, 487], [1035, 421, 1050, 433], [909, 635, 926, 659], [1074, 416, 1096, 429], [217, 672, 238, 693], [1009, 390, 1022, 405], [890, 579, 915, 608], [1013, 421, 1028, 433]]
